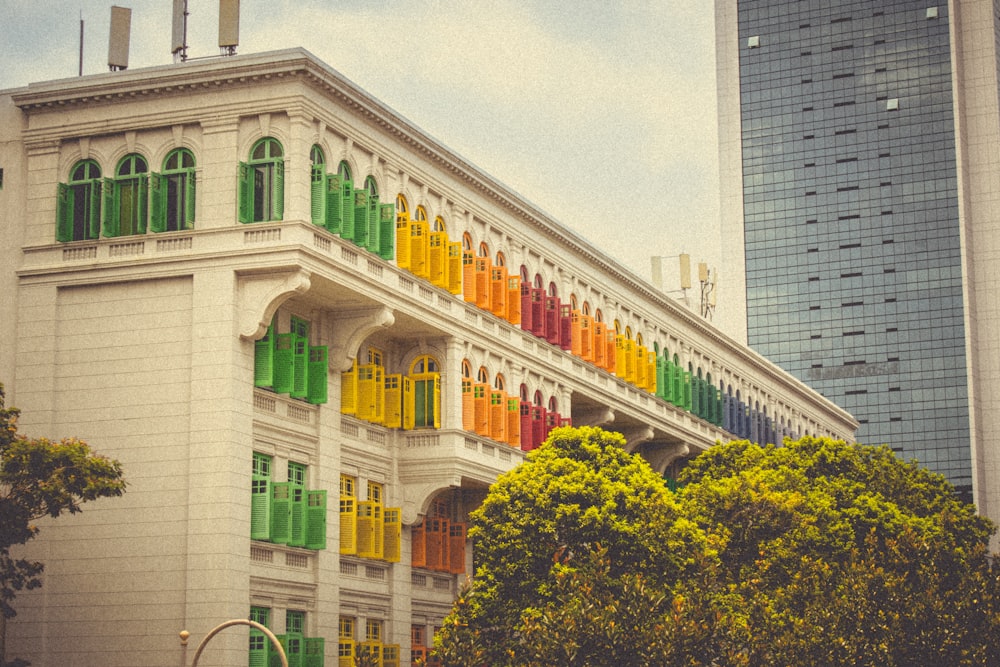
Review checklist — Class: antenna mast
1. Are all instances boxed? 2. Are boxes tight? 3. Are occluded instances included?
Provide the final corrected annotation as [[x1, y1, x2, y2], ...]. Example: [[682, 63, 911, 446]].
[[172, 0, 189, 62]]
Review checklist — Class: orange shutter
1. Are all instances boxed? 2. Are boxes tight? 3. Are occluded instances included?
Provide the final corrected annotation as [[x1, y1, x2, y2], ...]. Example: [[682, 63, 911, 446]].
[[461, 379, 475, 431], [411, 521, 426, 567], [506, 276, 521, 325], [506, 397, 521, 448], [462, 251, 476, 303], [474, 258, 490, 309], [605, 330, 617, 374], [570, 310, 583, 356], [490, 266, 507, 317], [593, 323, 606, 368], [474, 383, 489, 436], [489, 390, 507, 442], [448, 523, 467, 574]]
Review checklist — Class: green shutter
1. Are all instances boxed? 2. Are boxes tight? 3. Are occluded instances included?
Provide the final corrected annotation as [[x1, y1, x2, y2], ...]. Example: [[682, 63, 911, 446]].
[[290, 334, 308, 399], [289, 484, 306, 547], [251, 476, 272, 541], [325, 174, 343, 234], [149, 172, 165, 233], [137, 175, 149, 234], [306, 490, 327, 550], [254, 323, 274, 388], [340, 179, 355, 240], [272, 160, 285, 221], [378, 204, 395, 260], [250, 633, 268, 667], [285, 634, 304, 667], [56, 183, 73, 242], [307, 346, 328, 404], [88, 180, 102, 239], [351, 189, 368, 246], [366, 194, 380, 253], [184, 169, 196, 229], [238, 162, 254, 223], [304, 637, 325, 667], [311, 165, 326, 226], [102, 177, 119, 237], [270, 482, 292, 544], [273, 333, 294, 394]]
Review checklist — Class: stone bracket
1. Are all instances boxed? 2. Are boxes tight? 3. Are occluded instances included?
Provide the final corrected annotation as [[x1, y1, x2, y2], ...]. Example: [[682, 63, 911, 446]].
[[237, 268, 312, 340]]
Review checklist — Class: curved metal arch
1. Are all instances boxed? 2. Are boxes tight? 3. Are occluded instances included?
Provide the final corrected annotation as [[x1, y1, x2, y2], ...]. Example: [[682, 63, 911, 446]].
[[189, 619, 287, 667]]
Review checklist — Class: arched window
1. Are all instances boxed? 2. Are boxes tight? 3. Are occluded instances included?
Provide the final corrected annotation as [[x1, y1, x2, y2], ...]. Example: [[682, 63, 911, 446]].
[[365, 175, 378, 197], [239, 137, 284, 223], [396, 194, 409, 215], [433, 216, 446, 233], [495, 251, 506, 267], [548, 281, 558, 297], [494, 374, 505, 391], [108, 153, 149, 237], [595, 308, 604, 323], [309, 145, 325, 226], [477, 366, 489, 383], [56, 159, 102, 242], [415, 206, 427, 222], [461, 359, 472, 378], [153, 148, 196, 232], [570, 294, 578, 310], [533, 390, 544, 406], [338, 160, 352, 181], [478, 241, 489, 258], [462, 232, 473, 251], [519, 383, 529, 402], [409, 355, 440, 428]]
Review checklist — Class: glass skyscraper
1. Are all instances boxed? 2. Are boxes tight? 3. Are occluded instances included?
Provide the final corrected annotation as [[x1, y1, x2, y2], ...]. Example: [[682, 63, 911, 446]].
[[716, 0, 1000, 523]]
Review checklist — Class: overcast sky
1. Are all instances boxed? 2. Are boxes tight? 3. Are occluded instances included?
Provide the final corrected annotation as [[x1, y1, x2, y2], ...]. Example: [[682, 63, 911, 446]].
[[0, 0, 721, 292]]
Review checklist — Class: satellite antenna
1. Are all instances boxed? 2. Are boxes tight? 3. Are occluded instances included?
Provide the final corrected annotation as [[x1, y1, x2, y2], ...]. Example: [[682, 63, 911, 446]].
[[219, 0, 240, 56], [108, 5, 131, 71], [172, 0, 189, 62]]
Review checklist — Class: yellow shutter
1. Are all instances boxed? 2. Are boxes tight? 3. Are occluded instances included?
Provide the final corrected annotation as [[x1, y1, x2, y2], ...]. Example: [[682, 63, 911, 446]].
[[615, 335, 627, 379], [428, 231, 447, 288], [383, 507, 401, 563], [635, 344, 647, 388], [402, 376, 414, 430], [447, 242, 463, 295], [339, 497, 356, 555], [409, 220, 428, 278], [395, 212, 410, 270], [384, 374, 402, 428], [340, 359, 357, 415], [356, 500, 383, 559]]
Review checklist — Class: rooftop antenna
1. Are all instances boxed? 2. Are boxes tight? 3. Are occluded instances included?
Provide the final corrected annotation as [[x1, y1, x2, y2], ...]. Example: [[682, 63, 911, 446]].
[[219, 0, 240, 56], [172, 0, 189, 62], [79, 11, 84, 76], [107, 5, 131, 72]]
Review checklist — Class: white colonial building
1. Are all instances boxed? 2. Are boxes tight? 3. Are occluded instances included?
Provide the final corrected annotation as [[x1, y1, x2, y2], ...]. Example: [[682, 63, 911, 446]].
[[0, 48, 855, 667]]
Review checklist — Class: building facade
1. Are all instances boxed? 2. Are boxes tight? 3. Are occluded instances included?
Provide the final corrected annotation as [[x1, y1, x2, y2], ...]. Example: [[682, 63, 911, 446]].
[[717, 0, 1000, 528], [0, 49, 855, 667]]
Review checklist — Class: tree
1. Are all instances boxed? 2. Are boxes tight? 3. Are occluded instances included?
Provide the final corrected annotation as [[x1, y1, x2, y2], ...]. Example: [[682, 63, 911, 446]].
[[433, 426, 733, 666], [677, 436, 1000, 666], [0, 384, 126, 664]]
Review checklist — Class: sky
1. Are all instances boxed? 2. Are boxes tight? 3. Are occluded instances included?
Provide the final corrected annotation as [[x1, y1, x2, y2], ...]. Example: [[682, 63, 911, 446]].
[[0, 0, 722, 296]]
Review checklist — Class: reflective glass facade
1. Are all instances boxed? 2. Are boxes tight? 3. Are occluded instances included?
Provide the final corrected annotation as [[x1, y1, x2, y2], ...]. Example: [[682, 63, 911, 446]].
[[736, 0, 972, 498]]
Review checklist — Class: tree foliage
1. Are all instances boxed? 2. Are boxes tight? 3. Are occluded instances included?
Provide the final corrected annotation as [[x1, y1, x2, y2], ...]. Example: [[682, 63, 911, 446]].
[[434, 429, 1000, 666], [0, 384, 127, 620], [434, 426, 733, 666], [678, 436, 1000, 666]]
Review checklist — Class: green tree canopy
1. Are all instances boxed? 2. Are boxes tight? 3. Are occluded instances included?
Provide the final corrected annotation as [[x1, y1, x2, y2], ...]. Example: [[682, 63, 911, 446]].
[[0, 383, 126, 621], [434, 426, 731, 667], [434, 430, 1000, 666], [677, 436, 999, 666]]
